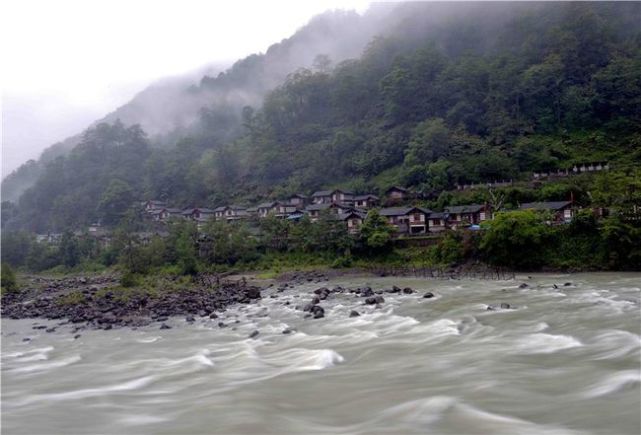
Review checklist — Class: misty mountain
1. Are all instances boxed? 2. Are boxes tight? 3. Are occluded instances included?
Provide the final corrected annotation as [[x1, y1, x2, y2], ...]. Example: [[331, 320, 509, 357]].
[[3, 2, 641, 232], [2, 8, 392, 201]]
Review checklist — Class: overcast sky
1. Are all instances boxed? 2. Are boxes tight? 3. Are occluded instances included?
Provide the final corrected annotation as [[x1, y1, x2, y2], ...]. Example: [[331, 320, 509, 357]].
[[1, 0, 370, 177]]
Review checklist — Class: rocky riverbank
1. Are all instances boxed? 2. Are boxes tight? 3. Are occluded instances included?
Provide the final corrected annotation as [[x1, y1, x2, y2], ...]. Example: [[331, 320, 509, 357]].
[[1, 274, 261, 332]]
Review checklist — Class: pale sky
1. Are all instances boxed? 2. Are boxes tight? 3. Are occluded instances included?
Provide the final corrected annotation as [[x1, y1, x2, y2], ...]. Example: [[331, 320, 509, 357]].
[[1, 0, 371, 176]]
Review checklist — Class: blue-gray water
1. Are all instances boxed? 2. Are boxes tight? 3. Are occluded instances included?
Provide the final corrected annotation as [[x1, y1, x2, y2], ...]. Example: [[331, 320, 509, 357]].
[[2, 273, 640, 434]]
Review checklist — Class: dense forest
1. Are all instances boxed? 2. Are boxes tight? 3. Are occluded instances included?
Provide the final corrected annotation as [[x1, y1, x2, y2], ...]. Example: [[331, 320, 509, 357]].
[[2, 2, 641, 233]]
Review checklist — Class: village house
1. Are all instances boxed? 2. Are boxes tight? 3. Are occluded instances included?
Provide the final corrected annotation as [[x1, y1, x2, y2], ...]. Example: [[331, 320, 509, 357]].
[[311, 190, 333, 204], [338, 211, 367, 235], [427, 212, 448, 232], [305, 202, 356, 222], [379, 207, 431, 235], [384, 186, 409, 205], [311, 189, 354, 205], [354, 194, 379, 209], [287, 194, 309, 208], [142, 200, 167, 213], [35, 233, 63, 244], [444, 204, 490, 229], [257, 201, 298, 218], [182, 207, 215, 221], [150, 207, 183, 222], [520, 201, 575, 223], [213, 205, 249, 222], [257, 202, 278, 218]]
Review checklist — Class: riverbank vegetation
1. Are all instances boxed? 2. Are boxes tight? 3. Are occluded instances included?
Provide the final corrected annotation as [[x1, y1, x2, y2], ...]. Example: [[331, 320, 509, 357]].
[[3, 208, 639, 283]]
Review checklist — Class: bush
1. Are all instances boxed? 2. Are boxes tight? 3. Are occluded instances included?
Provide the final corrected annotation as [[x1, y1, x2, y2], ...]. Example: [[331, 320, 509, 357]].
[[331, 255, 353, 268], [120, 271, 139, 288], [1, 263, 18, 292]]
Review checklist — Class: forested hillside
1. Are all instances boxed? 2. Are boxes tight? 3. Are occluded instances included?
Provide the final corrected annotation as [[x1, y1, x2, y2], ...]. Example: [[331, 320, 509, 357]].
[[1, 8, 387, 202], [3, 2, 641, 232]]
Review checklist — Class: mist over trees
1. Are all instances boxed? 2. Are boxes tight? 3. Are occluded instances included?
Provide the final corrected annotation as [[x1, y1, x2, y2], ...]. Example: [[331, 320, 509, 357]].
[[2, 2, 641, 233]]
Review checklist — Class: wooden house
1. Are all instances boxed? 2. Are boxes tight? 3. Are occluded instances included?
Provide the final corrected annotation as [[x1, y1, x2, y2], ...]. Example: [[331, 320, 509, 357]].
[[379, 207, 430, 235], [257, 201, 297, 218], [427, 212, 448, 232], [338, 211, 367, 234], [354, 194, 379, 209], [151, 207, 183, 222], [311, 190, 333, 204], [288, 194, 309, 208], [305, 202, 355, 222], [519, 201, 575, 223], [142, 200, 167, 213], [311, 189, 354, 205], [257, 202, 278, 218], [213, 206, 248, 221], [182, 207, 215, 221], [384, 186, 409, 205], [444, 204, 490, 229]]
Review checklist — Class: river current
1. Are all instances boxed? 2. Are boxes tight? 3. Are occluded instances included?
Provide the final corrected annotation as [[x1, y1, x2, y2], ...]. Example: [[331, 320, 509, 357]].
[[2, 273, 640, 434]]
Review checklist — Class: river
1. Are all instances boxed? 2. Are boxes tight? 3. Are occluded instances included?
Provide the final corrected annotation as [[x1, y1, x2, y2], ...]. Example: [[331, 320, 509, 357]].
[[2, 273, 640, 434]]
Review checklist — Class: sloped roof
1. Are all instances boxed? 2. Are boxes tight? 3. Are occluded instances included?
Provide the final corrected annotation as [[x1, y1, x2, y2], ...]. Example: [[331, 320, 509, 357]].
[[520, 201, 572, 211], [338, 211, 367, 221], [379, 207, 412, 216], [385, 186, 408, 193], [306, 203, 332, 211], [428, 212, 448, 219], [444, 204, 485, 214], [213, 206, 228, 212], [257, 202, 277, 209], [379, 206, 428, 217], [312, 190, 333, 197], [354, 194, 379, 200]]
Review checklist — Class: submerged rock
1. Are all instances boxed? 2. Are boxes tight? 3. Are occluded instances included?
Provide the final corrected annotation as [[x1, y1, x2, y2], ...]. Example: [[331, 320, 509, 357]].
[[402, 287, 414, 294], [311, 305, 325, 319], [518, 283, 529, 288], [248, 330, 260, 339], [423, 292, 435, 299], [365, 296, 385, 305], [160, 323, 172, 330], [349, 310, 360, 317]]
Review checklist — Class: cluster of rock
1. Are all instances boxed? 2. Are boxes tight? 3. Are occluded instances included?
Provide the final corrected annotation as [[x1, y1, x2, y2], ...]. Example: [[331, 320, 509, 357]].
[[1, 275, 261, 331], [291, 284, 436, 321]]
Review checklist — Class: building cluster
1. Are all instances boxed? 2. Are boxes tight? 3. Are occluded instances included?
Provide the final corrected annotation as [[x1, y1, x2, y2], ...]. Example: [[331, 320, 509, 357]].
[[142, 187, 579, 238]]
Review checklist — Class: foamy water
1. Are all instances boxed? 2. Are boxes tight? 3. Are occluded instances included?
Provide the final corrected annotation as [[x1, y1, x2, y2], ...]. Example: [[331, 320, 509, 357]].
[[2, 273, 640, 434]]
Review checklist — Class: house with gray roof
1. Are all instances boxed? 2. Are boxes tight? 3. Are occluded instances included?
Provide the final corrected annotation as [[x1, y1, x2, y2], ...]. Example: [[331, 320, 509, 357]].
[[444, 204, 490, 228], [520, 201, 575, 222], [379, 206, 431, 235]]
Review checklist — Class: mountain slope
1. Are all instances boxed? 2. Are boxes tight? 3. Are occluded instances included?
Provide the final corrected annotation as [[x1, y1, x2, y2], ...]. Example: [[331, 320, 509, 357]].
[[3, 2, 641, 232]]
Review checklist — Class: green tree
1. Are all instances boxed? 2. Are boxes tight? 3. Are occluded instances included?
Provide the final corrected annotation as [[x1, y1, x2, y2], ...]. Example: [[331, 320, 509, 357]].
[[404, 118, 452, 166], [98, 179, 135, 225], [360, 210, 395, 251], [58, 231, 80, 268], [480, 210, 550, 269], [1, 263, 18, 292]]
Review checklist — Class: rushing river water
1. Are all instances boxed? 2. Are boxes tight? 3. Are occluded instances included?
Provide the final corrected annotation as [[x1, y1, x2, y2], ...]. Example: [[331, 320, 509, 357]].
[[2, 273, 640, 435]]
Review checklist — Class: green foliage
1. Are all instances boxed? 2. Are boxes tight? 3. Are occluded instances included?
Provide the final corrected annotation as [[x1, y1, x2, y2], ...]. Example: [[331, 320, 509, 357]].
[[360, 210, 395, 251], [480, 210, 551, 269], [433, 232, 465, 265], [120, 271, 139, 288], [1, 263, 18, 293], [201, 220, 258, 265]]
